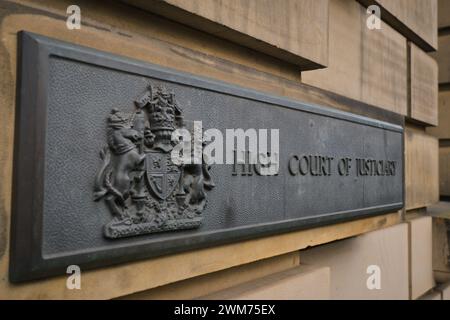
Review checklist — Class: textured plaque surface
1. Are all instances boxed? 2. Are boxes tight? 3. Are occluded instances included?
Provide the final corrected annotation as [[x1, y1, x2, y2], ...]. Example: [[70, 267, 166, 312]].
[[10, 32, 404, 282]]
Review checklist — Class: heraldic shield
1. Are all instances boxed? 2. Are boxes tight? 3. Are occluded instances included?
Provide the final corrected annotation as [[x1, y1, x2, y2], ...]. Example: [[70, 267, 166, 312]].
[[93, 84, 215, 239], [145, 152, 181, 200]]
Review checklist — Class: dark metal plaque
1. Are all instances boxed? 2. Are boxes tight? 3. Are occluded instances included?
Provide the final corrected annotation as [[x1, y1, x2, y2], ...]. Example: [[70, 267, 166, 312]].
[[10, 32, 404, 282]]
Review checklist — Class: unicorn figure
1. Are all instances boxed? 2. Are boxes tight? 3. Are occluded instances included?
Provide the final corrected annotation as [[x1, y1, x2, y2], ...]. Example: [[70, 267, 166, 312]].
[[94, 108, 145, 220]]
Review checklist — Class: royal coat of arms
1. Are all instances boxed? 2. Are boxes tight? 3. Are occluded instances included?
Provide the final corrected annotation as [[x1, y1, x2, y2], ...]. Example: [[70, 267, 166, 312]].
[[93, 85, 215, 239]]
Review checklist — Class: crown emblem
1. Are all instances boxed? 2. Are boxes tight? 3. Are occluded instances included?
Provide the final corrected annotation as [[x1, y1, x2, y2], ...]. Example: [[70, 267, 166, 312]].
[[135, 85, 183, 132]]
